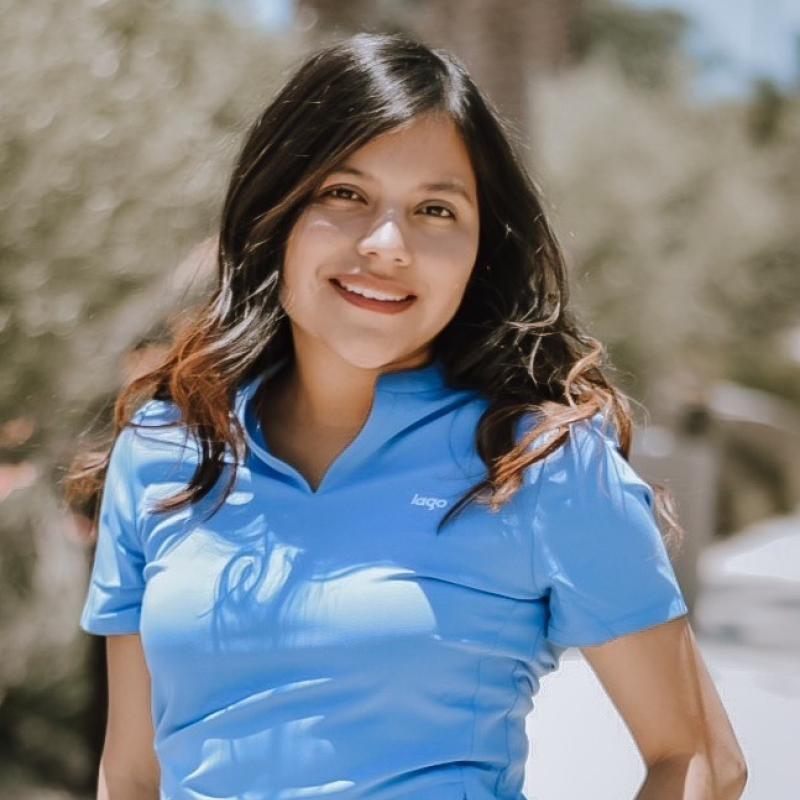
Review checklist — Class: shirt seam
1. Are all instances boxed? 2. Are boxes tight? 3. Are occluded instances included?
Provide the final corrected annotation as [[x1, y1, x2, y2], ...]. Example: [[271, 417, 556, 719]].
[[465, 597, 529, 798], [520, 446, 551, 598], [493, 641, 534, 798], [120, 425, 145, 552]]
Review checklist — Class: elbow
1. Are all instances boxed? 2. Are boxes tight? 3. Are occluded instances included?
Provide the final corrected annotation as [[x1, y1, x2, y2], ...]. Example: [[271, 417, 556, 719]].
[[712, 734, 748, 799], [645, 751, 748, 800], [98, 759, 160, 800], [699, 750, 749, 800], [718, 756, 748, 800], [695, 718, 749, 800]]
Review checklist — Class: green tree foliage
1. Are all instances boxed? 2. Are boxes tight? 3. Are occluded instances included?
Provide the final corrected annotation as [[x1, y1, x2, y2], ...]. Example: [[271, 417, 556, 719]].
[[0, 0, 297, 452], [573, 0, 691, 91], [748, 77, 787, 145], [0, 1, 298, 794], [528, 46, 800, 414]]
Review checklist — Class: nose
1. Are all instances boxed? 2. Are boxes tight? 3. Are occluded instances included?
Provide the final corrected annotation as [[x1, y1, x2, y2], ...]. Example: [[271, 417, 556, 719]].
[[356, 213, 411, 266]]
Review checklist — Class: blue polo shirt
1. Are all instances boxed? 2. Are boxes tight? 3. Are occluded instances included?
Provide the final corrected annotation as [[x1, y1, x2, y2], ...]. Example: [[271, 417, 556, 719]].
[[79, 355, 687, 800]]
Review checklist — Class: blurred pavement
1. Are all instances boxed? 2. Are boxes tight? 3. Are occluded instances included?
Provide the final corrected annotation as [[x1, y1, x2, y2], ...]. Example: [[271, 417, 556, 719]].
[[524, 507, 800, 800]]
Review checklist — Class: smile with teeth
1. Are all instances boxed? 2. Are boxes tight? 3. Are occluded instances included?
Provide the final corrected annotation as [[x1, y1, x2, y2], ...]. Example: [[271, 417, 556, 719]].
[[332, 278, 413, 302]]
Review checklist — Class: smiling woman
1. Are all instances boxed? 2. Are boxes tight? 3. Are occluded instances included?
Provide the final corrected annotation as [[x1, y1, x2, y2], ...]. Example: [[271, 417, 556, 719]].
[[278, 112, 480, 373], [65, 30, 746, 800]]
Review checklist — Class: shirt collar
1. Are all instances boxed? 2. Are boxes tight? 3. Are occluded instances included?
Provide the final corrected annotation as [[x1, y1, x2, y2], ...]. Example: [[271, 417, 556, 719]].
[[234, 354, 449, 423], [231, 354, 453, 483]]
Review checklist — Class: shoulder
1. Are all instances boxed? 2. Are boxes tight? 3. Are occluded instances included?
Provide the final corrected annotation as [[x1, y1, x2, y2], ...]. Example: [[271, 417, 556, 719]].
[[126, 397, 187, 447], [516, 408, 648, 506], [515, 407, 620, 467], [123, 395, 243, 471], [119, 398, 207, 477], [129, 397, 183, 427]]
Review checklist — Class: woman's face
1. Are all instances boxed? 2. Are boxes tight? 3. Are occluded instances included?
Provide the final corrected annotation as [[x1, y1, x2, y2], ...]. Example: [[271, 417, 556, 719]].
[[279, 112, 480, 371]]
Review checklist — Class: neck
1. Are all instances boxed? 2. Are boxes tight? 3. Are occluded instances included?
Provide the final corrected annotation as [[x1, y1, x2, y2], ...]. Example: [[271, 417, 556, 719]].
[[273, 335, 433, 431]]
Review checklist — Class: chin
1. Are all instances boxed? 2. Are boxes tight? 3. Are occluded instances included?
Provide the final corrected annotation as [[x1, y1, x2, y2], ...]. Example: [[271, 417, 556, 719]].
[[341, 353, 404, 372], [333, 344, 422, 372]]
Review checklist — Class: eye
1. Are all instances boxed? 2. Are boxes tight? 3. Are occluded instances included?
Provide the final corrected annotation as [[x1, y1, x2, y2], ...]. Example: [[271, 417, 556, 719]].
[[318, 187, 456, 220], [421, 204, 456, 220], [320, 186, 363, 202]]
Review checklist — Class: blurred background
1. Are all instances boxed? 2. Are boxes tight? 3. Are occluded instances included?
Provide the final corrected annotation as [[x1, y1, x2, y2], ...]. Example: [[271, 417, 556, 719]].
[[1, 0, 798, 798]]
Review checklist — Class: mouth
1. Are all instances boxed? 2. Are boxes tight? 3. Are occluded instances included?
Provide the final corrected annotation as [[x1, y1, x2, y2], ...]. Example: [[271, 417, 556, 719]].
[[329, 278, 417, 315]]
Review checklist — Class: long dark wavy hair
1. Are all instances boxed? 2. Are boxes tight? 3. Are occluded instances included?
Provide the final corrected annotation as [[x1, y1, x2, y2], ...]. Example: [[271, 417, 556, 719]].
[[64, 31, 684, 551]]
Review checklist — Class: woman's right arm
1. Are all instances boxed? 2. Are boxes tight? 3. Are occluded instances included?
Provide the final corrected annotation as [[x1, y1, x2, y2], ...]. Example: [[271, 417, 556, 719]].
[[96, 633, 160, 799]]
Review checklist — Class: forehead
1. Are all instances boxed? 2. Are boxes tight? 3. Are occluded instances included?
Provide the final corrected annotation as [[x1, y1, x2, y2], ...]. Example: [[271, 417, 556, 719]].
[[333, 114, 477, 192]]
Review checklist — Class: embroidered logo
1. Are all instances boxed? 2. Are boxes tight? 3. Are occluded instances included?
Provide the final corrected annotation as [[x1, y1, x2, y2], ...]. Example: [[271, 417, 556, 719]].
[[410, 493, 448, 510]]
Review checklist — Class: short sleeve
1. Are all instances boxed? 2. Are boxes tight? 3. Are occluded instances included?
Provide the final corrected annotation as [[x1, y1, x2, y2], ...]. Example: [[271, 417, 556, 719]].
[[525, 413, 688, 648], [79, 426, 146, 636]]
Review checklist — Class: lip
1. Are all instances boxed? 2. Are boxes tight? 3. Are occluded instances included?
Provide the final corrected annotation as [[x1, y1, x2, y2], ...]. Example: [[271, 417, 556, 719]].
[[329, 278, 417, 315], [330, 274, 415, 297]]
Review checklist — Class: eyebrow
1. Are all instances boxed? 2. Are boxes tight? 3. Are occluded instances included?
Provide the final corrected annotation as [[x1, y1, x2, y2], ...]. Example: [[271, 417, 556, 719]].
[[326, 165, 475, 207]]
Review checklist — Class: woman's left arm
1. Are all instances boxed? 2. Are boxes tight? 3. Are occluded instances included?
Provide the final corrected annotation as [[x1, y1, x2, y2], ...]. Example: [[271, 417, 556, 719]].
[[581, 615, 748, 800]]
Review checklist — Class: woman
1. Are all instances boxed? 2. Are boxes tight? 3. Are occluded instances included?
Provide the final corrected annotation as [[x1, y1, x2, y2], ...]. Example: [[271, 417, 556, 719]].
[[67, 32, 747, 800]]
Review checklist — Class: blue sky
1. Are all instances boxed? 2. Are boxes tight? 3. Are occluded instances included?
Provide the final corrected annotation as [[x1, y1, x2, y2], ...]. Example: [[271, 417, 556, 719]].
[[631, 0, 800, 100], [243, 0, 800, 102]]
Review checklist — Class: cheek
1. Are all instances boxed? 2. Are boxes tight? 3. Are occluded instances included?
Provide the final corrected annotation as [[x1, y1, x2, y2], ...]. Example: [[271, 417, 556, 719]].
[[416, 225, 479, 292], [427, 271, 473, 319], [418, 263, 476, 333], [288, 209, 362, 259], [422, 232, 479, 301], [280, 216, 337, 305]]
